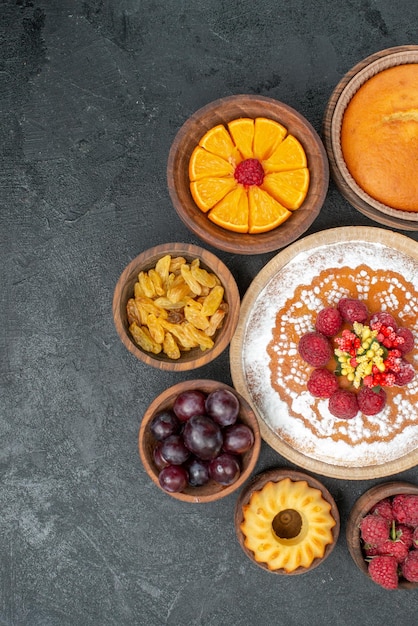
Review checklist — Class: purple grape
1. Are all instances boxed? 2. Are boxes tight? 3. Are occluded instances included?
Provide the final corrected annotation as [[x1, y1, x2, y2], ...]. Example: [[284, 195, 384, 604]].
[[208, 453, 241, 486], [159, 465, 188, 493], [149, 410, 180, 441], [182, 414, 223, 461], [153, 442, 170, 471], [205, 388, 240, 426], [184, 457, 210, 487], [222, 423, 254, 454], [160, 434, 190, 465], [173, 390, 207, 423]]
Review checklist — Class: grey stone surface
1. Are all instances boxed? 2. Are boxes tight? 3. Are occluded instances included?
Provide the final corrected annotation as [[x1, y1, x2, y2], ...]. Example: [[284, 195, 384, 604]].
[[1, 0, 418, 624]]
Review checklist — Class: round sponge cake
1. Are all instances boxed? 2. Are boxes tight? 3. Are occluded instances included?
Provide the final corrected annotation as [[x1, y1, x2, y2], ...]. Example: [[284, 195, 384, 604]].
[[341, 64, 418, 212]]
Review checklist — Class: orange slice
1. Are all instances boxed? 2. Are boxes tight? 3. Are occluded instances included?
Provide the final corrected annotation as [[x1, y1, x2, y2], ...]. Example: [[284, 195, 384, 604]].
[[262, 134, 307, 173], [208, 186, 249, 233], [253, 117, 287, 161], [247, 186, 291, 233], [199, 124, 241, 163], [227, 118, 255, 159], [189, 146, 234, 180], [190, 176, 238, 212], [262, 168, 310, 209]]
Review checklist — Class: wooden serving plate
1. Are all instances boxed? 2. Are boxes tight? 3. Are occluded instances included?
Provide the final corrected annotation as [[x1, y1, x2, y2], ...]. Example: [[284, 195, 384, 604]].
[[113, 242, 240, 371], [138, 379, 261, 503], [234, 468, 340, 575], [346, 481, 418, 589], [167, 94, 329, 255], [230, 226, 418, 479], [323, 45, 418, 231]]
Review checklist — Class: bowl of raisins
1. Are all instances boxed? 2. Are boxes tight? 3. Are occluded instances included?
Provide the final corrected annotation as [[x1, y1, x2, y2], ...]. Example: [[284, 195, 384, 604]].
[[138, 379, 261, 502]]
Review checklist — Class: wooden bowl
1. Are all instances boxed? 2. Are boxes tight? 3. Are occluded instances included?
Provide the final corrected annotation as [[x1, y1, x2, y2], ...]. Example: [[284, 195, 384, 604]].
[[138, 379, 261, 503], [112, 243, 240, 370], [346, 481, 418, 589], [323, 45, 418, 231], [234, 468, 340, 575], [167, 95, 329, 255]]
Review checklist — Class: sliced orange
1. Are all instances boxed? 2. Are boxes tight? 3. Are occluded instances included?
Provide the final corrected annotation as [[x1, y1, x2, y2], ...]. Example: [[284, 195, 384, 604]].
[[253, 117, 287, 161], [262, 134, 307, 173], [190, 176, 238, 212], [208, 186, 249, 233], [199, 124, 241, 163], [189, 146, 234, 180], [227, 117, 255, 159], [262, 168, 310, 209], [247, 186, 291, 233]]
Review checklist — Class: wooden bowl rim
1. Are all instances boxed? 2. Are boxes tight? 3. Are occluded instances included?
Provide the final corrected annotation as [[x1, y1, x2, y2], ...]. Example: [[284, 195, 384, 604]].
[[234, 467, 340, 575], [138, 379, 261, 503], [346, 481, 418, 589], [167, 94, 329, 255], [112, 242, 240, 371], [323, 45, 418, 231]]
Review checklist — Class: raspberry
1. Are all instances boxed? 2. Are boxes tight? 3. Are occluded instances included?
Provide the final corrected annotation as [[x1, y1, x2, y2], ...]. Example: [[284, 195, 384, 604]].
[[360, 514, 390, 546], [357, 386, 387, 416], [337, 297, 369, 323], [401, 550, 418, 582], [392, 494, 418, 526], [328, 388, 359, 419], [234, 158, 264, 186], [315, 306, 343, 337], [377, 537, 410, 563], [307, 368, 339, 398], [394, 359, 415, 386], [368, 555, 399, 589], [298, 331, 333, 367], [413, 526, 418, 548], [369, 311, 398, 331], [396, 524, 414, 549], [396, 327, 414, 355], [370, 498, 394, 522]]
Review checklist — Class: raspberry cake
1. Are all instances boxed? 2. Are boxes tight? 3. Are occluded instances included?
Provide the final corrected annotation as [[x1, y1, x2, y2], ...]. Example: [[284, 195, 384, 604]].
[[230, 228, 418, 478]]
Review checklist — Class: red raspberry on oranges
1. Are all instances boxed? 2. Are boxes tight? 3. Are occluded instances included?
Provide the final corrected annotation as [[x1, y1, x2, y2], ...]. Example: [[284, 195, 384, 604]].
[[298, 331, 332, 367], [396, 327, 415, 354], [357, 386, 387, 416], [337, 297, 369, 323], [369, 311, 398, 330], [328, 388, 359, 419], [394, 360, 415, 386], [315, 306, 343, 337], [307, 368, 339, 398]]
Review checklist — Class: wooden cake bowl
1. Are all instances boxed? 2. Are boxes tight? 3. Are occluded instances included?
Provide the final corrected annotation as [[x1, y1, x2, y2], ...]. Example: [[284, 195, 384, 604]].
[[167, 94, 329, 255], [138, 379, 261, 503], [323, 45, 418, 231], [234, 468, 340, 575], [112, 243, 240, 371], [346, 481, 418, 589]]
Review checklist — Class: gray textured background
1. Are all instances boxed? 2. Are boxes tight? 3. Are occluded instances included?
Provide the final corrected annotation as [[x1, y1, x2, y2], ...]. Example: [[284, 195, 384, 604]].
[[2, 1, 418, 624]]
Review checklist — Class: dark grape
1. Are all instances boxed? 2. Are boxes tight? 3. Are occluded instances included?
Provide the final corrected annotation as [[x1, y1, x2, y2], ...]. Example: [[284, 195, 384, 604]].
[[160, 434, 190, 465], [149, 410, 180, 441], [208, 453, 241, 486], [182, 414, 223, 461], [173, 390, 207, 422], [153, 442, 170, 471], [159, 465, 188, 493], [184, 457, 210, 487], [222, 423, 254, 454], [205, 388, 240, 426]]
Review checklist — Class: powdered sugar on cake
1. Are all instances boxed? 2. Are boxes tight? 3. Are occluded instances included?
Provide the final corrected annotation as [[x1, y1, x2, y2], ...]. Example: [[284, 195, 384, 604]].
[[242, 241, 418, 467]]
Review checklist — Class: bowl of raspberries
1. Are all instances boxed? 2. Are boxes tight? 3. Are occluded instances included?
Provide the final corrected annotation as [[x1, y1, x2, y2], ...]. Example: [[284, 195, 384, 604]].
[[346, 482, 418, 589], [298, 296, 415, 419]]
